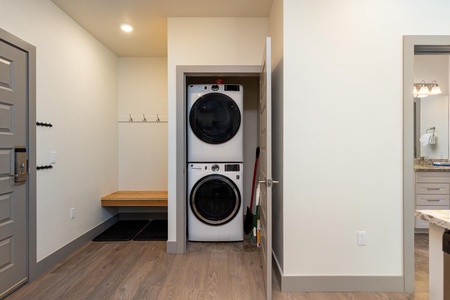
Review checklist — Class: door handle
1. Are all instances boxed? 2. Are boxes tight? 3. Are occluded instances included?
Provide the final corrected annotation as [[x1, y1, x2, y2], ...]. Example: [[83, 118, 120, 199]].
[[14, 147, 28, 184], [259, 179, 279, 187]]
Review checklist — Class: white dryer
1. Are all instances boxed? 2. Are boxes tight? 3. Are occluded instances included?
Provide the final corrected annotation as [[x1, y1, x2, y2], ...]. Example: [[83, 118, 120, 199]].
[[187, 84, 243, 162], [187, 162, 243, 242]]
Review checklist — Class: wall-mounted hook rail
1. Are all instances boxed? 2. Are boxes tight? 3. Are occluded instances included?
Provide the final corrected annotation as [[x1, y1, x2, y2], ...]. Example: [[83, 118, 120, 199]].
[[118, 113, 168, 123], [36, 165, 53, 170], [36, 122, 53, 127]]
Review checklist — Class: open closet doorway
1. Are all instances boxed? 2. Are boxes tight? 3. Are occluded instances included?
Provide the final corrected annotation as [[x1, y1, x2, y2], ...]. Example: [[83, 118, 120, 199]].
[[172, 65, 262, 254], [403, 35, 450, 293]]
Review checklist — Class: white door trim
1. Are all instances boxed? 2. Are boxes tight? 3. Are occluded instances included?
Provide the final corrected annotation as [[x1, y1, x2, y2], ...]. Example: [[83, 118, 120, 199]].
[[403, 35, 450, 292]]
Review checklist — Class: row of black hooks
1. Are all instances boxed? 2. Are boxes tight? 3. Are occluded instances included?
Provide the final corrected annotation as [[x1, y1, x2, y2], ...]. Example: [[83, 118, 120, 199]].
[[37, 121, 53, 169], [36, 122, 53, 127], [36, 165, 53, 170]]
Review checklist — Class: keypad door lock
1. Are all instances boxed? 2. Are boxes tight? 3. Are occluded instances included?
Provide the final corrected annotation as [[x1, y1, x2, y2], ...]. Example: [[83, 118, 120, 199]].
[[14, 147, 28, 184]]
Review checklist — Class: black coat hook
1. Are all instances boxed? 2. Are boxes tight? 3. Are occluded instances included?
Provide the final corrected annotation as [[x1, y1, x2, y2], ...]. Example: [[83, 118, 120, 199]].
[[36, 122, 53, 127], [36, 165, 53, 170]]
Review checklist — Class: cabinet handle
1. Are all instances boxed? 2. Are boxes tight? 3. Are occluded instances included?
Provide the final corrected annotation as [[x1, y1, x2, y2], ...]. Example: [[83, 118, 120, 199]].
[[426, 199, 441, 202], [426, 188, 441, 190]]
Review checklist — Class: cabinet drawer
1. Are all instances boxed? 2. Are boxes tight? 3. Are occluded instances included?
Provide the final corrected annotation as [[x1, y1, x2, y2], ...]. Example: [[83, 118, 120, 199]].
[[416, 183, 449, 195], [416, 194, 450, 206], [416, 172, 450, 183]]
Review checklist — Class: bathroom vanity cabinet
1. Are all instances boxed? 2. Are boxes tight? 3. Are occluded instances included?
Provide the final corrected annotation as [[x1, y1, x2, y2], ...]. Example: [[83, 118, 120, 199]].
[[415, 171, 450, 229]]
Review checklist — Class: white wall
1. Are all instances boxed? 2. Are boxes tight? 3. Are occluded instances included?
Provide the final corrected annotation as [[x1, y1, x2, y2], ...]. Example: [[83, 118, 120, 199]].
[[419, 95, 449, 158], [167, 17, 269, 241], [414, 55, 449, 94], [118, 57, 168, 190], [282, 0, 450, 277], [270, 0, 284, 68], [0, 0, 118, 261]]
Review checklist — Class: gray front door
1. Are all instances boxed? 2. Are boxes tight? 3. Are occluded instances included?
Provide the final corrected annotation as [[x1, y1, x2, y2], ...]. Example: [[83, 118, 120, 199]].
[[0, 39, 28, 297]]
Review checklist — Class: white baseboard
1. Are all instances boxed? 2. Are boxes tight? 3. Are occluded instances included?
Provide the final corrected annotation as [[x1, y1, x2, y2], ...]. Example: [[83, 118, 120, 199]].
[[273, 254, 404, 292]]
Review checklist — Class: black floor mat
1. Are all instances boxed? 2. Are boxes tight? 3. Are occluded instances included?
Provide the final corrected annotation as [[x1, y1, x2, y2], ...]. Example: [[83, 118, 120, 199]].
[[93, 220, 149, 242], [133, 219, 168, 241]]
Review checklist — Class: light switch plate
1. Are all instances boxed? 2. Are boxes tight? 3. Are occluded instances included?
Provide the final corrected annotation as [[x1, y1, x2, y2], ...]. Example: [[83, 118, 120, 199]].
[[357, 231, 367, 246], [70, 207, 75, 220], [50, 151, 56, 164]]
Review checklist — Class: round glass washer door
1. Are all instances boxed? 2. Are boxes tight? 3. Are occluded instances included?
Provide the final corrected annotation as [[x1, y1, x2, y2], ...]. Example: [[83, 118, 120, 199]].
[[189, 93, 241, 144], [190, 174, 241, 226]]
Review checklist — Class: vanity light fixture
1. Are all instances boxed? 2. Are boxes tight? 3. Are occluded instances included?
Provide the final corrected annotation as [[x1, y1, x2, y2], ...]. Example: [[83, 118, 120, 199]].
[[413, 80, 442, 98], [120, 24, 133, 33], [419, 80, 429, 95], [430, 80, 442, 95]]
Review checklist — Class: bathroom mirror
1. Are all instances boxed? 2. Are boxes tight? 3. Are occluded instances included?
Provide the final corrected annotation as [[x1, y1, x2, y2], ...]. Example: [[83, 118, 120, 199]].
[[414, 94, 449, 159]]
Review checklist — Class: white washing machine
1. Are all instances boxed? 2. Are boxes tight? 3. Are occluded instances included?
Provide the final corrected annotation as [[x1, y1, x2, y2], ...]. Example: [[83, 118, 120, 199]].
[[187, 84, 243, 162], [187, 162, 244, 241]]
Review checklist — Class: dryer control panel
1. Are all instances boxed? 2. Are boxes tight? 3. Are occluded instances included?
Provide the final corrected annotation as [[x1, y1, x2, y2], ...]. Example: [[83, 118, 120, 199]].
[[225, 164, 240, 172]]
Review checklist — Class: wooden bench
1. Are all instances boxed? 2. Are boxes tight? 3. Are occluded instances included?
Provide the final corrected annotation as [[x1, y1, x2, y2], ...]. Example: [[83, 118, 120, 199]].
[[101, 191, 168, 207]]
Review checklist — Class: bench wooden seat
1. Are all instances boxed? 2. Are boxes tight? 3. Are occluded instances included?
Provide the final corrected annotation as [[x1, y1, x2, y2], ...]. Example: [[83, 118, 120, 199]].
[[101, 191, 168, 207]]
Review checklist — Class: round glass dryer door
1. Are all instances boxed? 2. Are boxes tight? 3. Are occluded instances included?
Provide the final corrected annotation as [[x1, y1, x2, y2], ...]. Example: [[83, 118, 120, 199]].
[[190, 174, 241, 226], [189, 93, 241, 144]]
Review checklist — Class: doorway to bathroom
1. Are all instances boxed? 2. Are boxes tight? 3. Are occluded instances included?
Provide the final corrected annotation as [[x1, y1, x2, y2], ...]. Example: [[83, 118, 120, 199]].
[[403, 35, 450, 293]]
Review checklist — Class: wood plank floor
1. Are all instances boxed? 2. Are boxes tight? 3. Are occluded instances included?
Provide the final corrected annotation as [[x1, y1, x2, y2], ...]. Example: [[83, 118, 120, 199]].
[[6, 234, 428, 300]]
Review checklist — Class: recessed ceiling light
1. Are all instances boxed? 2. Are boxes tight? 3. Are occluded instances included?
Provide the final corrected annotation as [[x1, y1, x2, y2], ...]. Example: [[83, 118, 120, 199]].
[[121, 24, 133, 33]]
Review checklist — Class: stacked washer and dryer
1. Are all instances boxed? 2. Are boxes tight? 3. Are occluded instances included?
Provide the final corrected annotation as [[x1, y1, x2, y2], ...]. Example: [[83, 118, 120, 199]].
[[187, 84, 244, 241]]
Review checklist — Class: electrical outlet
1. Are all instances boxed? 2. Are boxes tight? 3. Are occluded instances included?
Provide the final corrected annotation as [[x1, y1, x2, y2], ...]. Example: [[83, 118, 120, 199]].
[[357, 231, 367, 246], [70, 207, 76, 220], [50, 151, 56, 164]]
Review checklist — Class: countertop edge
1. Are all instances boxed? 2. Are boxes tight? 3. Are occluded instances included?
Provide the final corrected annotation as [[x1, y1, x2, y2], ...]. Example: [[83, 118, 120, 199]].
[[414, 166, 450, 172], [415, 210, 450, 230]]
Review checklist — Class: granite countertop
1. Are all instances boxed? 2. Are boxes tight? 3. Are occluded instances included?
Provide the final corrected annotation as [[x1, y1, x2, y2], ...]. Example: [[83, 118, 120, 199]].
[[415, 210, 450, 230], [414, 165, 450, 172], [414, 158, 450, 171]]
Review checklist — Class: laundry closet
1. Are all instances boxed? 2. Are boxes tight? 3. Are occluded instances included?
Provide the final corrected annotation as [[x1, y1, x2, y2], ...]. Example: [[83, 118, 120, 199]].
[[185, 75, 260, 242]]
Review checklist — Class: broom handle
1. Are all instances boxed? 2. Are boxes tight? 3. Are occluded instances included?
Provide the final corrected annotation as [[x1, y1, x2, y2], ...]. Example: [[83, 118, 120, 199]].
[[249, 147, 260, 211]]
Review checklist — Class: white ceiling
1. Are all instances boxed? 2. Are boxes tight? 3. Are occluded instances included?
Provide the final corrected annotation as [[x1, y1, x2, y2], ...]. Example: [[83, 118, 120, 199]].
[[51, 0, 273, 57]]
